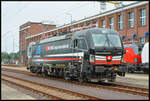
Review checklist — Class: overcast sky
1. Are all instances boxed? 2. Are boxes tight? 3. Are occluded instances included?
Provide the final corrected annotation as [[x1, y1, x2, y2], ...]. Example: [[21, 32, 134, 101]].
[[2, 1, 136, 53]]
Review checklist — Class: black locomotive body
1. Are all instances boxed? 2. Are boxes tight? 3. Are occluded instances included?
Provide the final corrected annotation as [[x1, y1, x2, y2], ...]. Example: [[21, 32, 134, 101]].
[[27, 28, 127, 82]]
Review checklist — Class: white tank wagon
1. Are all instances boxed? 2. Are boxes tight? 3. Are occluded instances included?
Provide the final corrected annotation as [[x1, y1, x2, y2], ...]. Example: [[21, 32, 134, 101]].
[[141, 42, 149, 73]]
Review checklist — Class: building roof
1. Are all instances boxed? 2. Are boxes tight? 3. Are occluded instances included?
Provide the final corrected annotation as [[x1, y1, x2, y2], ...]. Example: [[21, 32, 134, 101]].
[[28, 21, 56, 26], [20, 21, 56, 31]]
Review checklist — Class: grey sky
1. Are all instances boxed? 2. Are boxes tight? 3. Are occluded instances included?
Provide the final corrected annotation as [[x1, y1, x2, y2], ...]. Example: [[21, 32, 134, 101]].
[[2, 1, 136, 53]]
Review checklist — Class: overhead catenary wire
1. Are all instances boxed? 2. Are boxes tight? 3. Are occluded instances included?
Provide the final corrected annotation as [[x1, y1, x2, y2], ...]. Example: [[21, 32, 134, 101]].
[[39, 3, 79, 23], [3, 2, 92, 38], [2, 30, 19, 53], [4, 3, 30, 22], [3, 2, 99, 53], [2, 3, 30, 38], [3, 2, 83, 38], [41, 2, 92, 25], [2, 26, 19, 38]]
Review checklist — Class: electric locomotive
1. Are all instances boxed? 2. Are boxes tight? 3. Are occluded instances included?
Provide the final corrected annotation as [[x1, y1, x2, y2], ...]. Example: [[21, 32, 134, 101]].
[[27, 28, 127, 82], [123, 43, 143, 73]]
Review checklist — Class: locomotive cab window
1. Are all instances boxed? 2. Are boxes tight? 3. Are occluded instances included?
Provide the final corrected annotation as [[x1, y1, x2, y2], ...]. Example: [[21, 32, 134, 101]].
[[29, 47, 32, 56], [32, 46, 36, 55], [78, 39, 87, 50], [28, 47, 32, 58]]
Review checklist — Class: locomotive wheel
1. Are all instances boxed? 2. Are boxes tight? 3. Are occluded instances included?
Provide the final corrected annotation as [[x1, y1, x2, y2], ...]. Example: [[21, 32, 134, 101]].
[[143, 69, 149, 74], [78, 77, 84, 82], [78, 74, 88, 83], [42, 70, 48, 77], [30, 66, 35, 73], [78, 77, 88, 82], [64, 72, 70, 80], [36, 67, 42, 74], [108, 78, 116, 82], [129, 70, 134, 73]]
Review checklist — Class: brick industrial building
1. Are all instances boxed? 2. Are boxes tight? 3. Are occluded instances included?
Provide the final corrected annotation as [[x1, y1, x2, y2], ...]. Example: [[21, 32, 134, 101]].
[[19, 1, 149, 65]]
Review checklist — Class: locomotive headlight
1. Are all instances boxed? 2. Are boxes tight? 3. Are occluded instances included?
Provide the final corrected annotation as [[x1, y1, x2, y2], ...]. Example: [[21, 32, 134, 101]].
[[134, 58, 137, 62], [90, 55, 95, 63]]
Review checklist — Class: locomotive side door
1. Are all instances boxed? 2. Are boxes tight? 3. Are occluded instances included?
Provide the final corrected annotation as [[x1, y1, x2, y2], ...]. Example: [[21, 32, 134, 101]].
[[72, 39, 78, 65], [72, 38, 89, 81], [72, 38, 88, 66]]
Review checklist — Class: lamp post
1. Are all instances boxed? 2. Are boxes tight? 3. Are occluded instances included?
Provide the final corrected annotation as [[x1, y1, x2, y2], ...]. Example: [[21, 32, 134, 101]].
[[40, 21, 46, 40], [13, 36, 15, 52], [100, 2, 106, 13], [66, 13, 72, 32], [40, 20, 54, 40]]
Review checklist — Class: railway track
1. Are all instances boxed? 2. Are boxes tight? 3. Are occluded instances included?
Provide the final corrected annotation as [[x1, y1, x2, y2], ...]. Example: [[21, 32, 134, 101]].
[[2, 67, 149, 97], [2, 74, 101, 100]]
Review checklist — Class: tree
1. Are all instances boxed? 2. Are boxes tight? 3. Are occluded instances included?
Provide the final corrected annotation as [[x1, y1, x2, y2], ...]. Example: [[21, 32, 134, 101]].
[[1, 52, 9, 63], [1, 51, 20, 64]]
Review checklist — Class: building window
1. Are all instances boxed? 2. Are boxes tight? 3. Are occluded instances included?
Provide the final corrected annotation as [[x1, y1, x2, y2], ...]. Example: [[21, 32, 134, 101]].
[[128, 12, 134, 28], [128, 38, 132, 42], [139, 37, 145, 44], [80, 24, 83, 27], [87, 22, 90, 26], [140, 8, 146, 26], [109, 17, 114, 29], [118, 14, 124, 30], [101, 20, 105, 28]]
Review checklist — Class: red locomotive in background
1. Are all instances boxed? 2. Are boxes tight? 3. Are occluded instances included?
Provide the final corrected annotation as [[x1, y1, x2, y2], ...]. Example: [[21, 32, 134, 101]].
[[123, 42, 143, 73]]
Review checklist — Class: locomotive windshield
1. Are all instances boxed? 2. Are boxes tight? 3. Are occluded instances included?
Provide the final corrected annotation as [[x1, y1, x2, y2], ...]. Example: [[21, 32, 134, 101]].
[[92, 34, 122, 48], [92, 34, 108, 47]]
